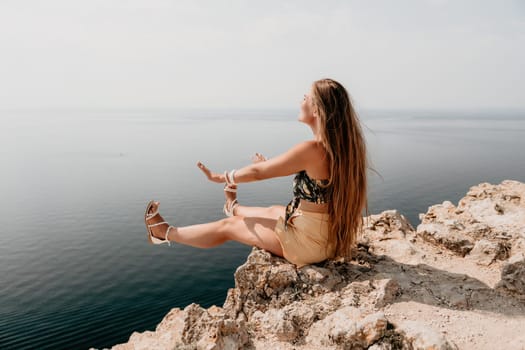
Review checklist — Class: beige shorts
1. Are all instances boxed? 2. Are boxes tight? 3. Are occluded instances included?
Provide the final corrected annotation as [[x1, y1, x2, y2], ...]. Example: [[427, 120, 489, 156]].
[[274, 209, 335, 268]]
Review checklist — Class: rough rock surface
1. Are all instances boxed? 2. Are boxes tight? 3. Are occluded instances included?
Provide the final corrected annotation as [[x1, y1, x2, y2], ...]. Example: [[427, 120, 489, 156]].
[[100, 180, 525, 350]]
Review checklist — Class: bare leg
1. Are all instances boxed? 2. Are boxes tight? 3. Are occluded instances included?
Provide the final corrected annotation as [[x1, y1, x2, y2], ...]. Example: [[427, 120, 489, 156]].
[[146, 202, 284, 257], [234, 205, 285, 220]]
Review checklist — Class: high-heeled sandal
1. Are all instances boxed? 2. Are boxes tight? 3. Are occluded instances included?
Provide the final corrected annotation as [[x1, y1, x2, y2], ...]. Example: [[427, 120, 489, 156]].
[[223, 185, 239, 217], [144, 200, 172, 246]]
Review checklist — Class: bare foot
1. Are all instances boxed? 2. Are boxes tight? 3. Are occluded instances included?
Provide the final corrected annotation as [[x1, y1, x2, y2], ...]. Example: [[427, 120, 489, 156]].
[[145, 201, 171, 240]]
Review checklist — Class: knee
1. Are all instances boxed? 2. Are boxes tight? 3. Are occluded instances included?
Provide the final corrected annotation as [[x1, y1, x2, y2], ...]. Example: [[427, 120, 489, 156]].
[[220, 216, 243, 233]]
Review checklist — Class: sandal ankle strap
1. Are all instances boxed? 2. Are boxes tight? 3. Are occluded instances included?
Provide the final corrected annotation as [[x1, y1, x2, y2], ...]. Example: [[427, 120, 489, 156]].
[[224, 185, 237, 193], [164, 226, 173, 246], [148, 221, 168, 227], [146, 210, 160, 220], [224, 199, 238, 217]]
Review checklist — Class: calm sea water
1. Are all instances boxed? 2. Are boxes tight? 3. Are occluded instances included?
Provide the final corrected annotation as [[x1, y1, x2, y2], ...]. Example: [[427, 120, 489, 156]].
[[1, 108, 524, 349]]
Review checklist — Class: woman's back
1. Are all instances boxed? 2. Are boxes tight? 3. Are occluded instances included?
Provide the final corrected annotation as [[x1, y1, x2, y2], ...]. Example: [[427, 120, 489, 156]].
[[301, 140, 330, 180]]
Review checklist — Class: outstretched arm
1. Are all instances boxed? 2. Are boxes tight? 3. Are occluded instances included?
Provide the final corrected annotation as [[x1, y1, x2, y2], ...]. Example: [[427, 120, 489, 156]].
[[197, 141, 318, 184]]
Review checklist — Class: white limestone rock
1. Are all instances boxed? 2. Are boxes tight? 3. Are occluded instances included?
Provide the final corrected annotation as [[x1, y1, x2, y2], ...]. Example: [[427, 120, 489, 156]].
[[305, 307, 388, 349], [394, 320, 458, 350]]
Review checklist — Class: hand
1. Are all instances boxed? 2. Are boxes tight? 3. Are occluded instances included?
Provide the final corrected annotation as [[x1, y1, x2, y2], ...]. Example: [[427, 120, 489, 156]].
[[251, 152, 267, 164], [197, 162, 223, 183]]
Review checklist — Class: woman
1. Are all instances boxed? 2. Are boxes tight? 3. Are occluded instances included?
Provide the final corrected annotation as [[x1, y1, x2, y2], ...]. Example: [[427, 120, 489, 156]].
[[144, 78, 368, 267]]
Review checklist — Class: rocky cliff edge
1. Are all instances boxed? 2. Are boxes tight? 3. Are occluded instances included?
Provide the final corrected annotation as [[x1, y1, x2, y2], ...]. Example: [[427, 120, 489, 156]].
[[104, 180, 525, 350]]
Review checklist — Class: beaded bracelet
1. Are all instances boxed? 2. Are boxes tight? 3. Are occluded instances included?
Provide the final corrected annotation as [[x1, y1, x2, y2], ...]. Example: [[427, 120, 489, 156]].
[[224, 169, 237, 186]]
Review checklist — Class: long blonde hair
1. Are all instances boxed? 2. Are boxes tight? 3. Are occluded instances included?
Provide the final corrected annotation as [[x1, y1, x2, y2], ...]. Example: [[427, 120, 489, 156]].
[[311, 78, 369, 259]]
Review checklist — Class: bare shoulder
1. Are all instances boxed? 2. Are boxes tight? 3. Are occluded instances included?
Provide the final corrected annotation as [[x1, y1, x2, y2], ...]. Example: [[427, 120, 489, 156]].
[[303, 140, 327, 157], [289, 140, 324, 159], [295, 140, 328, 162], [295, 140, 323, 152], [303, 140, 330, 178]]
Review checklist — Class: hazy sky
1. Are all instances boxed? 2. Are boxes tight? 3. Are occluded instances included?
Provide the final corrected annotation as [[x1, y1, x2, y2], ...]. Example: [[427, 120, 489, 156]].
[[0, 0, 524, 110]]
